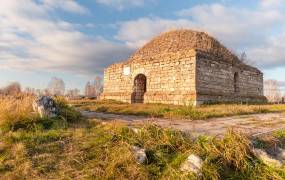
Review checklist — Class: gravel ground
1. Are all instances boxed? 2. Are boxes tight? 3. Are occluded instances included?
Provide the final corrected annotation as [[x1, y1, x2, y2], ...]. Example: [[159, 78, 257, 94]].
[[81, 111, 285, 137]]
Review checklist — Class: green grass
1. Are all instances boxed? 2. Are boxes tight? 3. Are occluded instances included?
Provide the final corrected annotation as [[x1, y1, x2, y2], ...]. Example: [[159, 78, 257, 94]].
[[70, 99, 285, 120]]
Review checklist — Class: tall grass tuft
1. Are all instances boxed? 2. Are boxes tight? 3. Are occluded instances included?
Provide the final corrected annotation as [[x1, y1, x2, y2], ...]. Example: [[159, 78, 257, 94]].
[[195, 130, 285, 179], [0, 96, 39, 131]]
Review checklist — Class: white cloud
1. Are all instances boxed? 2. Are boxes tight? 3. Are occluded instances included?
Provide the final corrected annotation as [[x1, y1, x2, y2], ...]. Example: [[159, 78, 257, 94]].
[[96, 0, 154, 10], [116, 2, 285, 69], [260, 0, 284, 9], [42, 0, 90, 14], [116, 17, 195, 48], [2, 0, 285, 78], [249, 32, 285, 68], [0, 0, 132, 75], [278, 80, 285, 86]]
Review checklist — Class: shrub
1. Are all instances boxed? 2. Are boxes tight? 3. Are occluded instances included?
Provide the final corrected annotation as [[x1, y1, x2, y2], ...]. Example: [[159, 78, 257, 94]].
[[54, 96, 82, 123]]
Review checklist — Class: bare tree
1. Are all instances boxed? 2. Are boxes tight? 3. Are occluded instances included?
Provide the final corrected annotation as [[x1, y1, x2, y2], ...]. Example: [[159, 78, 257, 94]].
[[84, 76, 103, 98], [24, 87, 37, 95], [84, 81, 90, 97], [94, 76, 103, 96], [239, 52, 256, 66], [47, 77, 65, 96], [84, 81, 96, 97], [264, 79, 282, 103], [240, 52, 247, 63], [35, 89, 42, 96], [3, 82, 22, 96], [66, 88, 80, 98]]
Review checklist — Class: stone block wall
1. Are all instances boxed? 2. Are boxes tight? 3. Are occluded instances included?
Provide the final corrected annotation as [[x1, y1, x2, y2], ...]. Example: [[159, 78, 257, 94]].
[[102, 50, 197, 105], [195, 51, 265, 104], [103, 62, 133, 103], [102, 48, 266, 105]]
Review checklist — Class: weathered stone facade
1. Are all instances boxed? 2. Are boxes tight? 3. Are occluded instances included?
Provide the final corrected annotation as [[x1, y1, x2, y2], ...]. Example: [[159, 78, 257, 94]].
[[102, 29, 266, 105]]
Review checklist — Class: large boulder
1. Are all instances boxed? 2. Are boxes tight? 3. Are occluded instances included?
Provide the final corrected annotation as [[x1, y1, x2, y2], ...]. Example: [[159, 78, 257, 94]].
[[33, 96, 58, 118]]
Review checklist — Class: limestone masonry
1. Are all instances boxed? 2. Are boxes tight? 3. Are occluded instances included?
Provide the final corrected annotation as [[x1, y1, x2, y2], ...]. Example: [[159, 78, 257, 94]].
[[102, 29, 266, 105]]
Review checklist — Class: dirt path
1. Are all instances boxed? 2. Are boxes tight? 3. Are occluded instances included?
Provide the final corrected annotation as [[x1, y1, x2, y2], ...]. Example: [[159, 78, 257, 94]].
[[81, 111, 285, 137]]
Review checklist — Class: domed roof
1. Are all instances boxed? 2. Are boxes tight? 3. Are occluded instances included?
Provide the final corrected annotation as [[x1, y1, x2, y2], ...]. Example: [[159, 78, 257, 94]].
[[129, 29, 239, 63]]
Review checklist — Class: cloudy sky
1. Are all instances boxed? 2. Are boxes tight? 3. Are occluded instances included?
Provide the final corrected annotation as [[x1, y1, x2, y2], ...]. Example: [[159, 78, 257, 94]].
[[0, 0, 285, 92]]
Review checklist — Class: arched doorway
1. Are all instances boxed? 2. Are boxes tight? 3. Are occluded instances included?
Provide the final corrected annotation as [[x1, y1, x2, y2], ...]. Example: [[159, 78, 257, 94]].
[[234, 72, 239, 93], [132, 74, 146, 103]]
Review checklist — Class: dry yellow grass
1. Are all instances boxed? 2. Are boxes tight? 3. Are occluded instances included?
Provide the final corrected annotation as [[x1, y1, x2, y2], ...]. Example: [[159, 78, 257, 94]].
[[0, 95, 38, 130], [71, 99, 285, 120]]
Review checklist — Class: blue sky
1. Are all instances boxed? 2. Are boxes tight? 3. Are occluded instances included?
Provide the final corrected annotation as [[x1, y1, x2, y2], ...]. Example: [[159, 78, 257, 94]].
[[0, 0, 285, 93]]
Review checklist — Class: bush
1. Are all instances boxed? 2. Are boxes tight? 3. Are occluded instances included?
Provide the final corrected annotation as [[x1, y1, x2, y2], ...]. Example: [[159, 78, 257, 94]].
[[54, 96, 82, 123]]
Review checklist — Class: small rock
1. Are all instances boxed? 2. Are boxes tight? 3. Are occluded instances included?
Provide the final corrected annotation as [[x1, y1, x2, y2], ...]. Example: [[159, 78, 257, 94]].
[[33, 96, 58, 118], [253, 148, 282, 167], [131, 128, 141, 134], [0, 142, 7, 152], [181, 154, 203, 174], [131, 146, 147, 164], [276, 148, 285, 161]]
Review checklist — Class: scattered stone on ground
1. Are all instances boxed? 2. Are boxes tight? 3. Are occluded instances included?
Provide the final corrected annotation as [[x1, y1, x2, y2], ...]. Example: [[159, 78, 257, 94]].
[[131, 146, 147, 164], [33, 96, 58, 118], [252, 148, 282, 167], [181, 154, 203, 174]]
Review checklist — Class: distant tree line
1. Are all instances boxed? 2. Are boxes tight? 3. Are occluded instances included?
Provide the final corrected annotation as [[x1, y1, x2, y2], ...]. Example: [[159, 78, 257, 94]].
[[0, 76, 103, 99], [3, 74, 282, 103], [0, 82, 22, 96]]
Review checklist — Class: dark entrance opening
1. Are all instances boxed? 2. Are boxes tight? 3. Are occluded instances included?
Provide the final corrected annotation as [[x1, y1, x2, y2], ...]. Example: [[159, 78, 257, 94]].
[[234, 72, 239, 93], [132, 74, 146, 103]]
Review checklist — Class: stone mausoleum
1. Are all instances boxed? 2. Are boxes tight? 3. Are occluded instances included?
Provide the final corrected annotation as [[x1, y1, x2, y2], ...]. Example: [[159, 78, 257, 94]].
[[102, 29, 266, 105]]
